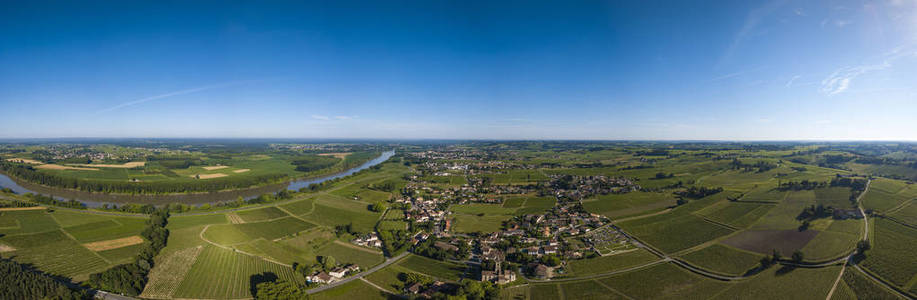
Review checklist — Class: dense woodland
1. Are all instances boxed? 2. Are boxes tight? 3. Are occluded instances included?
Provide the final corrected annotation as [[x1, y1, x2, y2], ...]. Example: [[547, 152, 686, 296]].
[[0, 258, 88, 300]]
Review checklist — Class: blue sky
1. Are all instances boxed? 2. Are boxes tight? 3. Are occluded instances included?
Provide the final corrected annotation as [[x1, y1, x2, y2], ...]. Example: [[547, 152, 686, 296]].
[[1, 0, 915, 140]]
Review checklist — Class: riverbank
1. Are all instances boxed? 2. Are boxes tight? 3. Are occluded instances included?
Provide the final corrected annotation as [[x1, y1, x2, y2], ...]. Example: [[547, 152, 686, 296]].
[[0, 151, 395, 206]]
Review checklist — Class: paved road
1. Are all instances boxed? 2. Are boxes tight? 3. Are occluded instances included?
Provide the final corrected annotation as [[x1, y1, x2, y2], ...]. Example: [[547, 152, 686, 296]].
[[306, 252, 410, 294], [94, 291, 138, 300]]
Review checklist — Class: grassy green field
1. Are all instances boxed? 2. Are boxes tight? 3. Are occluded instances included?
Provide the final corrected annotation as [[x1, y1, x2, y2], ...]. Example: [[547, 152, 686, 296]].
[[167, 213, 228, 230], [564, 248, 659, 277], [679, 243, 762, 276], [598, 262, 729, 299], [396, 255, 466, 281], [364, 263, 412, 292], [235, 206, 290, 222], [0, 209, 150, 282], [801, 219, 862, 261], [583, 192, 675, 219], [278, 198, 315, 215], [559, 280, 625, 299], [860, 218, 917, 288], [62, 217, 147, 243], [203, 216, 316, 245], [696, 201, 774, 228], [712, 265, 843, 300], [301, 201, 380, 234], [311, 279, 390, 300], [841, 268, 902, 300], [619, 213, 734, 254], [450, 203, 517, 233], [315, 242, 384, 269], [0, 230, 111, 281]]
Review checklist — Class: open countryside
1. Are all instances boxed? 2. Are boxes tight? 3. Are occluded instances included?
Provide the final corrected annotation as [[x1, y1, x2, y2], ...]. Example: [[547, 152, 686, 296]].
[[2, 0, 916, 299]]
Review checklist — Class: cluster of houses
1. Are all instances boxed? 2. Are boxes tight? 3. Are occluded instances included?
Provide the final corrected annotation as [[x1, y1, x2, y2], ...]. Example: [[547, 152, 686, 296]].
[[305, 264, 361, 284], [351, 232, 382, 248], [382, 150, 643, 287]]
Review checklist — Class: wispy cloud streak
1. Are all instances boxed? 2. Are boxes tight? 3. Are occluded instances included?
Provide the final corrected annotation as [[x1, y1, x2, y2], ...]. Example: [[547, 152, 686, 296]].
[[95, 80, 259, 114], [821, 46, 916, 95]]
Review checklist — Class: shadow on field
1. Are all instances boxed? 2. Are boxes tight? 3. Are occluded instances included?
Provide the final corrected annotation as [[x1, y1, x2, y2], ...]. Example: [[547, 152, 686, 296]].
[[775, 265, 796, 276], [249, 272, 278, 297]]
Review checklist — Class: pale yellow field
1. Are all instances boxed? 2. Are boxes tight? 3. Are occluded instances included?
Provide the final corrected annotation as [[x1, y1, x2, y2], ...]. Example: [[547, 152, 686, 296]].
[[5, 158, 43, 164], [232, 169, 250, 173], [83, 235, 144, 251], [0, 206, 46, 212], [70, 161, 146, 168], [0, 244, 16, 253], [318, 152, 352, 159], [35, 164, 99, 171], [202, 165, 228, 171], [192, 173, 228, 179]]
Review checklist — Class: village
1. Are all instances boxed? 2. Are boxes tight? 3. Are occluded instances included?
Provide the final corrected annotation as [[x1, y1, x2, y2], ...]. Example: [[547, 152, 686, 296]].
[[328, 148, 643, 296]]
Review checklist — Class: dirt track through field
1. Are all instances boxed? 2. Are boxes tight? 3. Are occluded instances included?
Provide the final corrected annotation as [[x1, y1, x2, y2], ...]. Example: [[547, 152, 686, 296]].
[[232, 169, 250, 173], [5, 158, 43, 164], [70, 162, 145, 168], [192, 173, 228, 179], [35, 164, 99, 171], [0, 206, 46, 211], [202, 165, 228, 170], [0, 244, 16, 252], [83, 235, 144, 251], [318, 152, 351, 159]]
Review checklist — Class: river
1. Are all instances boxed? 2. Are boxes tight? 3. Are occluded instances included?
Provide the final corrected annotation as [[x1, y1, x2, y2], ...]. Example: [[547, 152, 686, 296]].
[[0, 150, 395, 207]]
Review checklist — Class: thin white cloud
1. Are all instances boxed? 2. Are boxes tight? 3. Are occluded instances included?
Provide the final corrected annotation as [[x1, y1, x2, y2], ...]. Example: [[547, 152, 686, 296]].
[[334, 115, 358, 120], [834, 20, 853, 28], [794, 8, 807, 16], [821, 45, 915, 95], [785, 75, 801, 87], [311, 115, 330, 120], [95, 80, 258, 114], [717, 0, 788, 68], [820, 65, 885, 95]]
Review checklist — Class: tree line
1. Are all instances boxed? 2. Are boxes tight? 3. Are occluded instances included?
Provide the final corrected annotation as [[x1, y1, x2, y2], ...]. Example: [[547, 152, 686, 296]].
[[0, 161, 286, 194], [0, 257, 88, 300], [87, 209, 170, 296]]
